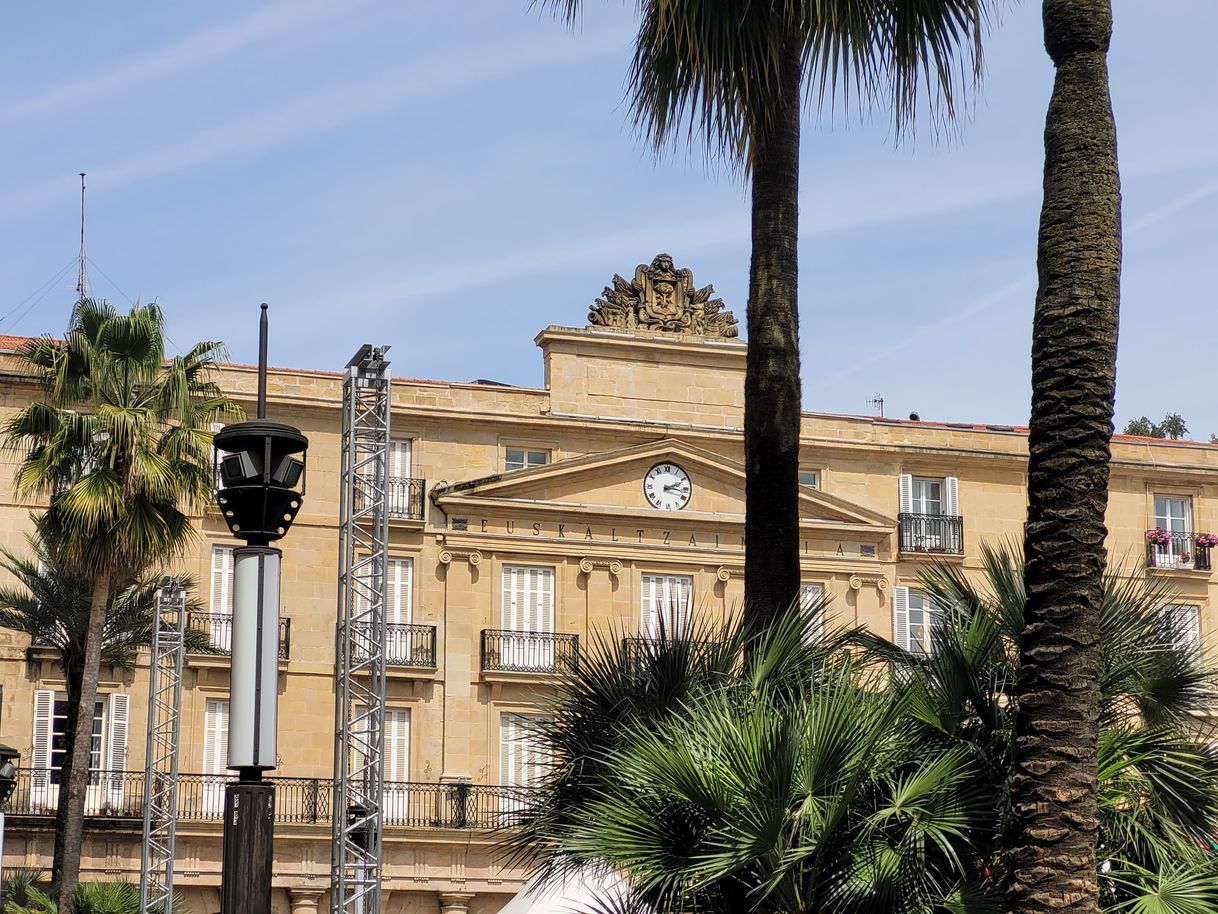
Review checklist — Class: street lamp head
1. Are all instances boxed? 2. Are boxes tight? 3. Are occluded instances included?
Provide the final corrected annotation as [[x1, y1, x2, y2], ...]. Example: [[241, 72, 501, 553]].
[[214, 419, 308, 545]]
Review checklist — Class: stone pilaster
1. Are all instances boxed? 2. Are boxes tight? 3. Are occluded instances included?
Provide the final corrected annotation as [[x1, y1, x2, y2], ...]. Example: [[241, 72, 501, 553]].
[[438, 891, 476, 914], [288, 888, 325, 914]]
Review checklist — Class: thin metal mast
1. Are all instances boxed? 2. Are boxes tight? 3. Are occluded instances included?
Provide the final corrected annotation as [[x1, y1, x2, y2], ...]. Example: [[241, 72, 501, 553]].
[[76, 173, 88, 304], [332, 345, 392, 914], [139, 578, 187, 914]]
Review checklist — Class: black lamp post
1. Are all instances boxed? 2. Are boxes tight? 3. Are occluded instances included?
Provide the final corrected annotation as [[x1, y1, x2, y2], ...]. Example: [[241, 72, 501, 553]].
[[215, 305, 308, 914]]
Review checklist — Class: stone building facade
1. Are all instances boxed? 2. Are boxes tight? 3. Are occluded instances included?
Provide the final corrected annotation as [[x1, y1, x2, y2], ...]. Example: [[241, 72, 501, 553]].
[[0, 255, 1215, 913]]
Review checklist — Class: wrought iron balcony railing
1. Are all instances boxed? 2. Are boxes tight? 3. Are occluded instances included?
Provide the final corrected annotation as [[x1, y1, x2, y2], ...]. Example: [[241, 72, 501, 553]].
[[186, 612, 291, 660], [1146, 532, 1213, 572], [351, 621, 437, 667], [4, 769, 531, 829], [388, 477, 425, 520], [481, 630, 579, 674], [898, 513, 964, 555]]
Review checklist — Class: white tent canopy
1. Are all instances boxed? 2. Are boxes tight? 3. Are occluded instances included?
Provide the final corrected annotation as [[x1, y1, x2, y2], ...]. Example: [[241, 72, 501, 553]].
[[498, 869, 642, 914]]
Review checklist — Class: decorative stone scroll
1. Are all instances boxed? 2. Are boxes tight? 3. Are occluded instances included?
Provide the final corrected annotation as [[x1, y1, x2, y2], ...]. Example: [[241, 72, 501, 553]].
[[715, 565, 742, 582], [578, 556, 623, 576], [588, 253, 738, 338], [849, 574, 889, 593], [438, 548, 482, 567]]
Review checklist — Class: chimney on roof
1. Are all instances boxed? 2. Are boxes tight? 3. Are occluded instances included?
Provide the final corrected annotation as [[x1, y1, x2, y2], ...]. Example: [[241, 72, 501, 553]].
[[909, 412, 920, 421]]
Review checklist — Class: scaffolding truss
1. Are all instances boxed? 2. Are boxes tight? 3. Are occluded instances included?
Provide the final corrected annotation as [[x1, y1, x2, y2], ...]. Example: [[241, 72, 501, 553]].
[[332, 345, 392, 914], [139, 578, 187, 914]]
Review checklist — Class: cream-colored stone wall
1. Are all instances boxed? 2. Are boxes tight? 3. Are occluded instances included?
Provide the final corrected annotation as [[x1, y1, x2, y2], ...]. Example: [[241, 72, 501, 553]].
[[0, 325, 1215, 913]]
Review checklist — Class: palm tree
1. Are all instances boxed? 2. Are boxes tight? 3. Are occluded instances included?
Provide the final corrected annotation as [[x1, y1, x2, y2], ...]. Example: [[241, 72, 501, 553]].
[[0, 534, 212, 879], [508, 608, 992, 913], [536, 0, 995, 628], [1016, 0, 1124, 910], [3, 300, 239, 907], [868, 546, 1218, 910]]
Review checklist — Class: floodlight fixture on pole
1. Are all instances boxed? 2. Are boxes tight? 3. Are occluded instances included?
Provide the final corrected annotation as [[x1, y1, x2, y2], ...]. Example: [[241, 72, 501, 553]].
[[216, 304, 308, 914]]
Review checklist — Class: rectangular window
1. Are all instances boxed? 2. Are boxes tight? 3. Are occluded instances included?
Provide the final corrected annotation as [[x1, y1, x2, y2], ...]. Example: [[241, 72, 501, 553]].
[[202, 698, 230, 814], [1154, 495, 1193, 533], [799, 583, 825, 643], [899, 475, 960, 517], [641, 574, 693, 638], [209, 545, 235, 651], [1163, 603, 1202, 655], [893, 587, 942, 657], [499, 712, 550, 788], [912, 478, 942, 515], [389, 439, 413, 479], [501, 566, 555, 634], [798, 470, 820, 489], [505, 447, 549, 471]]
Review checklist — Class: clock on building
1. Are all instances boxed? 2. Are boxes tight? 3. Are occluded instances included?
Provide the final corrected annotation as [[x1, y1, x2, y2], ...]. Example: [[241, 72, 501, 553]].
[[644, 462, 692, 511]]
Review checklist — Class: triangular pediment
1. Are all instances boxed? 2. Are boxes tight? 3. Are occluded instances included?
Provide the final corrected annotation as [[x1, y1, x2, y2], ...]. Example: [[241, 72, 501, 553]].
[[432, 438, 895, 532]]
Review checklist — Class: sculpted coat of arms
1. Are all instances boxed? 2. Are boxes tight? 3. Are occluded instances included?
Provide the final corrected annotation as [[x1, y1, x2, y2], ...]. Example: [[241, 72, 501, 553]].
[[587, 253, 739, 338]]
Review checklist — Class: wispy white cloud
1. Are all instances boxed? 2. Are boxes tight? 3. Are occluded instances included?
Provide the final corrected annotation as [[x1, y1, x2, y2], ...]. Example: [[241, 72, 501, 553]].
[[0, 0, 369, 126], [0, 27, 635, 222]]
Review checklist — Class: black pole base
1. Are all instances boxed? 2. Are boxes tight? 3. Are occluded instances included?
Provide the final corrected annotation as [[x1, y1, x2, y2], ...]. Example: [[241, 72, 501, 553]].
[[220, 779, 275, 914]]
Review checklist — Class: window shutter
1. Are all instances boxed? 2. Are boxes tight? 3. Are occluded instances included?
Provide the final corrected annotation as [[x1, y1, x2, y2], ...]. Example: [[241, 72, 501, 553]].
[[501, 566, 518, 630], [204, 699, 229, 774], [641, 575, 658, 637], [210, 547, 234, 616], [32, 690, 54, 772], [899, 474, 913, 514], [385, 709, 410, 783], [537, 569, 554, 634], [944, 477, 960, 517], [105, 694, 130, 773], [500, 714, 519, 786], [389, 439, 412, 479], [800, 584, 825, 644], [387, 559, 412, 625], [892, 586, 911, 651]]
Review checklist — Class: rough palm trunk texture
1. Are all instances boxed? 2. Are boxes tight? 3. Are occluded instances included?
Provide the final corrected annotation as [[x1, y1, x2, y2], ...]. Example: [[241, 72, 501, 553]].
[[57, 569, 111, 913], [52, 657, 85, 882], [1011, 3, 1121, 914], [743, 32, 802, 632]]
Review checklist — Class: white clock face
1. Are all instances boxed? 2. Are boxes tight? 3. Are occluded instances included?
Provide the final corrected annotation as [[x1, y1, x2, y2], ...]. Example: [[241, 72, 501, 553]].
[[644, 462, 692, 511]]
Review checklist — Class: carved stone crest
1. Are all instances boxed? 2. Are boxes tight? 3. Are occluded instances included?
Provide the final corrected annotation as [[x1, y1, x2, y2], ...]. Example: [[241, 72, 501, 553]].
[[588, 253, 738, 338]]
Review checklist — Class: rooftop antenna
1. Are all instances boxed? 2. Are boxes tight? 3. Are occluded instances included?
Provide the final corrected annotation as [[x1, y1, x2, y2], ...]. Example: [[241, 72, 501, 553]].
[[867, 392, 885, 418], [76, 173, 88, 305]]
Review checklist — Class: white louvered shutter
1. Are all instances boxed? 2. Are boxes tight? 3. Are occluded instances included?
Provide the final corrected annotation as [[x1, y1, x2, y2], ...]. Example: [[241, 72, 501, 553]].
[[389, 439, 412, 479], [105, 694, 129, 773], [388, 558, 412, 625], [384, 709, 410, 783], [210, 422, 227, 489], [800, 584, 825, 644], [105, 693, 130, 803], [210, 546, 234, 614], [641, 574, 659, 637], [666, 576, 693, 635], [899, 474, 913, 514], [892, 587, 911, 651], [32, 690, 54, 773], [500, 714, 521, 786], [944, 477, 960, 517], [203, 699, 229, 774]]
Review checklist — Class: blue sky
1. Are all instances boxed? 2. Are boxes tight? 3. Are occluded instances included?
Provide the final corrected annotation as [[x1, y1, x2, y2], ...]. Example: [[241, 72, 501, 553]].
[[1, 2, 1215, 437]]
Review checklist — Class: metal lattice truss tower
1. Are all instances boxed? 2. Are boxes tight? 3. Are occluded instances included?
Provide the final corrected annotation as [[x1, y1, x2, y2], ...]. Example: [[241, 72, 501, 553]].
[[139, 578, 187, 914], [332, 345, 392, 914]]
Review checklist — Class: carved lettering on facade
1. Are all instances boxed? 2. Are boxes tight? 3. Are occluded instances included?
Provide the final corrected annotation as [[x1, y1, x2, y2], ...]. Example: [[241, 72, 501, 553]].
[[588, 253, 738, 338]]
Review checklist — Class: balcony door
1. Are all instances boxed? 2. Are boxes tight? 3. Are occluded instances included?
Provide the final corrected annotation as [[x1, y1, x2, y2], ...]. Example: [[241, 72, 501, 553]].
[[501, 565, 555, 669], [799, 583, 826, 644], [385, 558, 414, 663], [202, 699, 230, 816], [1153, 495, 1193, 568], [209, 546, 234, 651], [899, 475, 960, 552], [499, 712, 550, 815], [381, 708, 411, 825], [388, 439, 413, 517], [641, 574, 693, 638], [31, 691, 126, 815]]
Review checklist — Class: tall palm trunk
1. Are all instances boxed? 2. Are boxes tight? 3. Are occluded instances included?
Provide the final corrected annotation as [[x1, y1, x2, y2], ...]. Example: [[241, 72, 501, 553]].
[[1010, 3, 1121, 914], [57, 569, 111, 912], [743, 29, 803, 631], [52, 655, 85, 882]]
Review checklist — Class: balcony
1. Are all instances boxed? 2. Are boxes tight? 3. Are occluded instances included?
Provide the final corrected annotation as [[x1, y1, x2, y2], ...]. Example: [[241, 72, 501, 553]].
[[3, 769, 530, 829], [352, 621, 437, 668], [481, 630, 579, 675], [388, 477, 425, 521], [898, 513, 964, 555], [187, 612, 291, 660], [1146, 532, 1213, 572]]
